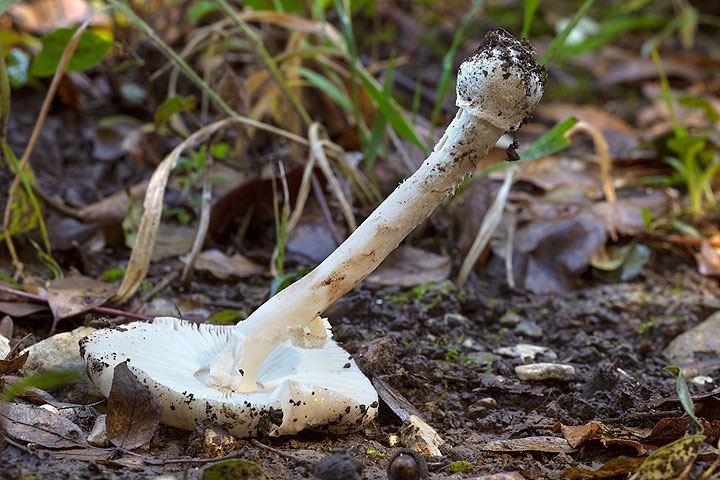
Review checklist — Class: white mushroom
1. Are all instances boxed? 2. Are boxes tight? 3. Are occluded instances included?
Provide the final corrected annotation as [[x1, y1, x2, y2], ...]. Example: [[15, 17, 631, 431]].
[[81, 30, 545, 437]]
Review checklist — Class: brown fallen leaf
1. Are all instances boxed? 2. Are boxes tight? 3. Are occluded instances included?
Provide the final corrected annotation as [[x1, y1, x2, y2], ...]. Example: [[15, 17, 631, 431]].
[[0, 300, 49, 317], [481, 436, 575, 453], [557, 421, 603, 448], [472, 473, 525, 480], [0, 351, 29, 375], [286, 216, 345, 265], [190, 249, 265, 280], [563, 456, 644, 479], [0, 402, 87, 448], [367, 246, 452, 287], [47, 276, 116, 332], [630, 435, 705, 480], [106, 362, 162, 450]]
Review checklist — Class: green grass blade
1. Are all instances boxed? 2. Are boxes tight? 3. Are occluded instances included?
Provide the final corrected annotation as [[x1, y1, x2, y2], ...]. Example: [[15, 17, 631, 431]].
[[522, 0, 541, 38], [539, 0, 595, 66], [293, 67, 353, 111], [430, 0, 485, 132]]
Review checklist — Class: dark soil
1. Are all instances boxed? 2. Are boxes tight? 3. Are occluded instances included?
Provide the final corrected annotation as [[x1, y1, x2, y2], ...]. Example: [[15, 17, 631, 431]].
[[3, 60, 720, 480]]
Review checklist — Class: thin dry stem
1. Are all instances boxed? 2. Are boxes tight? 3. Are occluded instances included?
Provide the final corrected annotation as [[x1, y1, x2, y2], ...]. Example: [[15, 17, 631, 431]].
[[566, 121, 616, 203], [2, 14, 97, 278], [456, 165, 517, 287], [181, 150, 214, 286], [309, 123, 357, 232]]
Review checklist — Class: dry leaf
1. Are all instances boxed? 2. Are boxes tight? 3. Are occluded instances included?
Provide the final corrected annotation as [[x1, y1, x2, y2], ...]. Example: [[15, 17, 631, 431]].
[[0, 402, 87, 448], [367, 246, 451, 287], [632, 435, 705, 480], [563, 456, 644, 479], [191, 249, 265, 280], [0, 351, 29, 374], [482, 436, 575, 453], [0, 300, 49, 317], [106, 362, 162, 450], [47, 276, 115, 331]]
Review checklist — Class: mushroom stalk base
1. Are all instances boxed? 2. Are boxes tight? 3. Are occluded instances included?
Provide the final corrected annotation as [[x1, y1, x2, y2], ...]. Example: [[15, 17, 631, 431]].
[[209, 109, 504, 393]]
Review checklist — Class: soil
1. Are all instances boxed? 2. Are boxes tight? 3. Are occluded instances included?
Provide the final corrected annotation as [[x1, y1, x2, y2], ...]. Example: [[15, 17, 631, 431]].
[[3, 70, 720, 480]]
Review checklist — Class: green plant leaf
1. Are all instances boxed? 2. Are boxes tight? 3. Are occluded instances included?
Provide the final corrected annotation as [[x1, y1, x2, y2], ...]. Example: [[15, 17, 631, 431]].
[[270, 266, 314, 297], [664, 366, 703, 431], [30, 27, 112, 77], [520, 116, 579, 161], [154, 95, 196, 129], [633, 434, 705, 479], [522, 0, 541, 38], [357, 68, 428, 153], [208, 310, 248, 325], [203, 459, 270, 480], [7, 48, 30, 88], [540, 0, 595, 65], [679, 96, 720, 122], [2, 370, 81, 402], [293, 67, 352, 111], [187, 0, 219, 22]]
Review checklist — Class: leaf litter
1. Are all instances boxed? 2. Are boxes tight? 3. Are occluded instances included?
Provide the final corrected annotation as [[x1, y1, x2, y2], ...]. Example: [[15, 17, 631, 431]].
[[2, 1, 720, 479]]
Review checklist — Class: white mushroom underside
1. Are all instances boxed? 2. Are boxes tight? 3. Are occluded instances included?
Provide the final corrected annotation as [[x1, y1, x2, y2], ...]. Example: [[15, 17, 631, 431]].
[[81, 317, 378, 437]]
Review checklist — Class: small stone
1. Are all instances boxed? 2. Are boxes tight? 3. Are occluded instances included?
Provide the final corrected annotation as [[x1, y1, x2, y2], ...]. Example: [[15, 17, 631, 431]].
[[399, 415, 444, 457], [387, 448, 428, 480], [499, 311, 523, 326], [664, 311, 720, 373], [690, 375, 713, 386], [388, 434, 400, 447], [20, 326, 102, 403], [0, 315, 13, 342], [495, 343, 556, 361], [312, 453, 363, 480], [202, 427, 236, 457], [0, 333, 9, 358], [88, 414, 109, 447], [40, 404, 60, 415], [474, 397, 497, 409], [515, 363, 575, 382], [514, 320, 543, 338]]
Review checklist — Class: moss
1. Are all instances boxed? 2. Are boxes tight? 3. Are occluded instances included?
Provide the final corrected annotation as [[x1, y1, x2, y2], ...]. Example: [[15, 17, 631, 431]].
[[444, 461, 474, 473]]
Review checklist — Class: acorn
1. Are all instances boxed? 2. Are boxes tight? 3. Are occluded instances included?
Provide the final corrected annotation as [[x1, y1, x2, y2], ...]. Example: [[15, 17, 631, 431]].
[[387, 448, 428, 480]]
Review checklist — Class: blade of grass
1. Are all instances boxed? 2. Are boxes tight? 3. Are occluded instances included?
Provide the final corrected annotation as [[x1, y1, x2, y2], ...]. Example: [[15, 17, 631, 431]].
[[213, 0, 312, 126], [105, 0, 308, 147], [292, 66, 353, 111], [430, 0, 485, 134], [522, 0, 541, 38], [539, 0, 594, 66], [476, 117, 579, 177]]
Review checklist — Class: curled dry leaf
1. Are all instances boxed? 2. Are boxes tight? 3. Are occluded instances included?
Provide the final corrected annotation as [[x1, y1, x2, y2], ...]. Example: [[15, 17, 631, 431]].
[[0, 351, 29, 375], [106, 362, 162, 450]]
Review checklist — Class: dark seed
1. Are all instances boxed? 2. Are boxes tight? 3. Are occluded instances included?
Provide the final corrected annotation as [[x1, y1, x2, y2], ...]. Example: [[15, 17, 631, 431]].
[[387, 448, 428, 480]]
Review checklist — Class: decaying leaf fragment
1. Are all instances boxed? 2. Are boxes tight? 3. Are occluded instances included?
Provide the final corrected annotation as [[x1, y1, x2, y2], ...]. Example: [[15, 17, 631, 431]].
[[629, 434, 705, 480], [106, 362, 163, 450]]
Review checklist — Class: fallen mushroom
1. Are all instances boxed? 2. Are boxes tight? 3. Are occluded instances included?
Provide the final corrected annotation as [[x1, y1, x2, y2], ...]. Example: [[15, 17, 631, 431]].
[[81, 30, 545, 437]]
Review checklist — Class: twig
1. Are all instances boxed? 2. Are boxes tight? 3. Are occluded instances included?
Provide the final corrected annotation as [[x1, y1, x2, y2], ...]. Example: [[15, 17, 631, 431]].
[[0, 284, 150, 322], [312, 173, 343, 246], [139, 270, 179, 302], [250, 439, 311, 464], [161, 448, 245, 464]]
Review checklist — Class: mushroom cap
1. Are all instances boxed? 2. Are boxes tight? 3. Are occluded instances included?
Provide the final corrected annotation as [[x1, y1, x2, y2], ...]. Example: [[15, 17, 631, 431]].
[[80, 317, 378, 437], [456, 29, 545, 131]]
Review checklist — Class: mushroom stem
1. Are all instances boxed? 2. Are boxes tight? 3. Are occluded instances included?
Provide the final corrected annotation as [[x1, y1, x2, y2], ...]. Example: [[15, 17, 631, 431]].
[[210, 30, 545, 393]]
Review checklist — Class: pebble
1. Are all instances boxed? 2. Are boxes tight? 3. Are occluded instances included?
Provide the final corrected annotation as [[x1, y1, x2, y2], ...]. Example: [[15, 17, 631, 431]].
[[87, 414, 109, 447], [515, 363, 575, 382], [400, 415, 444, 457], [20, 326, 102, 403], [312, 453, 363, 480], [514, 320, 543, 338], [664, 311, 720, 370], [499, 311, 523, 327], [495, 343, 556, 361], [0, 334, 9, 358]]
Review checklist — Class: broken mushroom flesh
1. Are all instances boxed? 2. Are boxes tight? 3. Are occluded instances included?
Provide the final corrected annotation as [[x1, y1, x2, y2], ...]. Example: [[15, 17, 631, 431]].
[[81, 30, 545, 437]]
